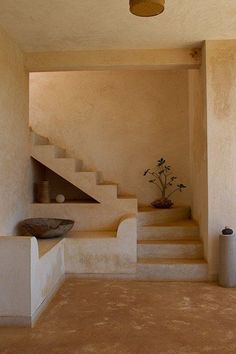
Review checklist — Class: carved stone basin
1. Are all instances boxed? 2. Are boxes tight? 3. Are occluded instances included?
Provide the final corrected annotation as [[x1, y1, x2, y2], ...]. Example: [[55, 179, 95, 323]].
[[19, 218, 74, 238]]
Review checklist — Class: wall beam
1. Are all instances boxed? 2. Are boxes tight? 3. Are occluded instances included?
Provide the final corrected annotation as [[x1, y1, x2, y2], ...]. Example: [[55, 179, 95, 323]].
[[25, 48, 201, 72]]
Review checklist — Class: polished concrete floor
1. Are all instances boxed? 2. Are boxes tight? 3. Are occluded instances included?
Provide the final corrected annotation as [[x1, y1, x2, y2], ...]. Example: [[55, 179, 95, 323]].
[[1, 279, 236, 354]]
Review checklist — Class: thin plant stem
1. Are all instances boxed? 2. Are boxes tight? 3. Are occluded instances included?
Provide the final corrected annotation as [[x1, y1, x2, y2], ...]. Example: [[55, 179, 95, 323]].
[[167, 188, 179, 199], [152, 181, 163, 193], [144, 159, 186, 201]]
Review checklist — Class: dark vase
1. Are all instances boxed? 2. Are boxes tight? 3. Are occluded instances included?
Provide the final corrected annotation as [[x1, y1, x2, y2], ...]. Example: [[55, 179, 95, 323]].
[[151, 198, 173, 209]]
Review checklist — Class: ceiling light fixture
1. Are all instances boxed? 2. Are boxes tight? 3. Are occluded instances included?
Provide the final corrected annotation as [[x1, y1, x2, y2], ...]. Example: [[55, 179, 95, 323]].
[[130, 0, 165, 17]]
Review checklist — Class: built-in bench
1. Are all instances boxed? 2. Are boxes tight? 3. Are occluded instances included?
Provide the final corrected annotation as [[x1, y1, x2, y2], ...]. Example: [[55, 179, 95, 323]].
[[0, 215, 137, 327]]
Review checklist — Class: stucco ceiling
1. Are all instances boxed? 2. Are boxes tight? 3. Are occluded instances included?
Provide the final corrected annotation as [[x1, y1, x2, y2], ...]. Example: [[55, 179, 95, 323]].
[[0, 0, 236, 52]]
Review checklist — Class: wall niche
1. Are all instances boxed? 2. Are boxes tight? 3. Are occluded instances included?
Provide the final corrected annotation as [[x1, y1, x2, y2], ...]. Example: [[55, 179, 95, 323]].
[[31, 158, 99, 204]]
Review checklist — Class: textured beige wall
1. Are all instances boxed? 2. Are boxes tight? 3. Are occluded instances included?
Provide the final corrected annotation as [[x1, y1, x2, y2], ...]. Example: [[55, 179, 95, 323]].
[[189, 68, 208, 259], [30, 70, 191, 206], [0, 237, 31, 321], [0, 27, 30, 235], [204, 40, 236, 277]]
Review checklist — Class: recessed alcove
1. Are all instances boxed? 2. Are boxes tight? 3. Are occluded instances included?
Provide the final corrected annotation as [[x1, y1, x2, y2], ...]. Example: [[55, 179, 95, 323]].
[[31, 158, 99, 204]]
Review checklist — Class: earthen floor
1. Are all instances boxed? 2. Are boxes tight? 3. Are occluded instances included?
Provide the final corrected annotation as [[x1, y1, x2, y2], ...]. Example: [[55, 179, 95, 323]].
[[1, 279, 236, 354]]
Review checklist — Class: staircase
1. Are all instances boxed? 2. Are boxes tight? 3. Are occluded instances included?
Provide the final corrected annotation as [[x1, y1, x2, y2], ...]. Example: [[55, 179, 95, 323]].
[[31, 131, 132, 204], [137, 206, 208, 281], [30, 130, 137, 232], [30, 130, 208, 281]]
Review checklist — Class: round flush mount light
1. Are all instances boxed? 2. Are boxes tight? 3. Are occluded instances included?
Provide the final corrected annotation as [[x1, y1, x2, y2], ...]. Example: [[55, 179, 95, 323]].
[[130, 0, 165, 17]]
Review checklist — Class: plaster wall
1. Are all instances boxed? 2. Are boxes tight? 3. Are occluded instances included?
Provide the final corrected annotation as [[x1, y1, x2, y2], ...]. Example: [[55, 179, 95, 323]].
[[0, 237, 32, 325], [30, 70, 191, 206], [31, 240, 65, 318], [0, 27, 30, 234], [204, 40, 236, 277], [0, 235, 65, 326], [188, 68, 208, 259]]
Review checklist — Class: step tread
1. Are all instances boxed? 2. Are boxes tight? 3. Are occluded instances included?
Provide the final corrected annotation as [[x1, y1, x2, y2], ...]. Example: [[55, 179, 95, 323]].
[[33, 143, 51, 147], [97, 182, 118, 186], [117, 195, 137, 199], [138, 206, 190, 213], [138, 239, 202, 245], [31, 200, 99, 205], [75, 171, 97, 175], [54, 157, 75, 161], [138, 258, 207, 265], [141, 219, 198, 228]]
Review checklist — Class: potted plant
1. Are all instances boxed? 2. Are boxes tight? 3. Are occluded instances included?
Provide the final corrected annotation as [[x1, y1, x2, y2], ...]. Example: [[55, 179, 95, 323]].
[[144, 158, 186, 209]]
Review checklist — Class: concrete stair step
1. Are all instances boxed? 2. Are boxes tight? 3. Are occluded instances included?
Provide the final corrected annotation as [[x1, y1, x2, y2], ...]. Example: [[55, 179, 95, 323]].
[[137, 240, 203, 259], [94, 184, 118, 199], [100, 182, 118, 186], [54, 146, 66, 158], [32, 151, 118, 201], [31, 131, 49, 145], [137, 258, 208, 281], [31, 132, 121, 202], [32, 144, 56, 159], [138, 220, 199, 240], [118, 195, 136, 198], [73, 171, 97, 185], [51, 158, 76, 173], [138, 206, 191, 226], [33, 144, 65, 157]]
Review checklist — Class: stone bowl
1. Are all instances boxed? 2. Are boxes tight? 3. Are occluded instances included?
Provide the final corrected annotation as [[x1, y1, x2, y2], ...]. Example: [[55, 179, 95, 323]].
[[19, 218, 74, 238]]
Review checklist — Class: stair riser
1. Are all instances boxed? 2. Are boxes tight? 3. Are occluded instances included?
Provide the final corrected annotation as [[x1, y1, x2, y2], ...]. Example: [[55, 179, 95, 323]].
[[138, 207, 191, 226], [137, 244, 203, 259], [31, 132, 49, 145], [137, 264, 208, 281], [138, 226, 199, 240], [54, 146, 65, 158], [97, 184, 118, 195], [71, 172, 97, 185], [32, 146, 56, 160], [75, 160, 83, 172], [51, 159, 76, 173], [33, 145, 65, 158]]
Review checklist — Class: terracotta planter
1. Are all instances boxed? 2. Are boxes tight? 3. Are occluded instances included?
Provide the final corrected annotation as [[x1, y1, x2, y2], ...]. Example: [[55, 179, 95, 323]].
[[151, 198, 173, 209]]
